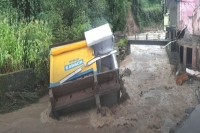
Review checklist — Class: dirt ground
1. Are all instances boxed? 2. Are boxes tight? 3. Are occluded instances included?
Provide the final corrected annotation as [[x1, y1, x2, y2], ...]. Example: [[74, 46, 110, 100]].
[[125, 9, 140, 35], [0, 45, 198, 133]]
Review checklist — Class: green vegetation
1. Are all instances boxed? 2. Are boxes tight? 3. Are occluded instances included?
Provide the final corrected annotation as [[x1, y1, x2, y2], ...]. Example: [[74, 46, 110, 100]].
[[117, 38, 128, 62], [0, 0, 162, 81], [0, 0, 163, 113], [132, 0, 163, 30], [0, 19, 52, 83], [0, 0, 130, 81]]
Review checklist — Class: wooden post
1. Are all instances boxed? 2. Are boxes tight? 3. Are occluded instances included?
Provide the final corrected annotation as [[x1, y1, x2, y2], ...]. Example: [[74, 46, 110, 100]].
[[126, 41, 131, 55], [94, 75, 101, 110]]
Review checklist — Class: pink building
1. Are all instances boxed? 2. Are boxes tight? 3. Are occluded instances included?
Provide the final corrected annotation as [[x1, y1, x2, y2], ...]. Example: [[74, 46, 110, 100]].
[[166, 0, 200, 71], [178, 0, 199, 34]]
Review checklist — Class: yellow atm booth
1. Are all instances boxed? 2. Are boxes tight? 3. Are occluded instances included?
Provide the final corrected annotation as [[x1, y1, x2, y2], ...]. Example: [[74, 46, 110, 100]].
[[48, 24, 124, 117], [50, 24, 117, 88], [50, 40, 97, 87]]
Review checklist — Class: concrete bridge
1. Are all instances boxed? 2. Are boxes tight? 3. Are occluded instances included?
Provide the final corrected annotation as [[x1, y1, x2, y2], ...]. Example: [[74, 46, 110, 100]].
[[126, 32, 169, 55]]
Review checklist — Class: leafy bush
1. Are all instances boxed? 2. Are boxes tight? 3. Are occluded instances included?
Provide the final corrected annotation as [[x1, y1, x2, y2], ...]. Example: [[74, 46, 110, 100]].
[[117, 38, 128, 62], [117, 38, 128, 49], [0, 18, 24, 73], [0, 0, 132, 113], [0, 0, 130, 90], [20, 21, 53, 82], [0, 17, 53, 84]]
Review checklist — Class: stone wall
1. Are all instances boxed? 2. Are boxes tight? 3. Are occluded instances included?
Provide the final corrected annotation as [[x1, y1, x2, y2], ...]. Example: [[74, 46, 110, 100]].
[[0, 69, 36, 107]]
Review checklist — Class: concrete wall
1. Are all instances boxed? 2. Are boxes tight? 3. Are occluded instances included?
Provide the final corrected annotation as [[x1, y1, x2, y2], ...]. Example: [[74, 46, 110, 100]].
[[0, 69, 36, 105]]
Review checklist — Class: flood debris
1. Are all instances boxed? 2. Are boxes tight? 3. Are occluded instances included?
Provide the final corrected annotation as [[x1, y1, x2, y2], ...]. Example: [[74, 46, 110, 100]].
[[139, 87, 157, 97], [185, 68, 200, 85], [185, 107, 195, 114], [118, 67, 131, 103], [186, 68, 200, 76], [176, 73, 189, 85], [121, 68, 132, 77], [118, 74, 130, 103]]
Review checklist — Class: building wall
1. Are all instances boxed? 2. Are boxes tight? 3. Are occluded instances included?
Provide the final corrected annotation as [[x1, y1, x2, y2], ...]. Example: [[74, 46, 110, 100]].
[[178, 0, 199, 34], [176, 1, 200, 70], [169, 0, 178, 27], [166, 0, 178, 27], [165, 0, 200, 70], [193, 6, 200, 36]]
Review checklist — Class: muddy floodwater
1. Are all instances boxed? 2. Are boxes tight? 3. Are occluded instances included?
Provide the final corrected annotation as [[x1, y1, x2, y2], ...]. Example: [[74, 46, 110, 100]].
[[0, 45, 198, 133]]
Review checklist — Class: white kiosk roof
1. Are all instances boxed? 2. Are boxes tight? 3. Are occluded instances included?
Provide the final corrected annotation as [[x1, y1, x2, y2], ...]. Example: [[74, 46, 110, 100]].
[[84, 23, 113, 47]]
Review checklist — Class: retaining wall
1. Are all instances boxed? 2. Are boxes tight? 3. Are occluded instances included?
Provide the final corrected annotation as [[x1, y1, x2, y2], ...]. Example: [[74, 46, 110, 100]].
[[0, 69, 36, 106]]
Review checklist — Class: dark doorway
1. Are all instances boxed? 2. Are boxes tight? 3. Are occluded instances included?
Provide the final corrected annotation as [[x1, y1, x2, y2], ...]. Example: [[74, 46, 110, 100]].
[[171, 42, 179, 52], [187, 48, 192, 68], [180, 46, 183, 63]]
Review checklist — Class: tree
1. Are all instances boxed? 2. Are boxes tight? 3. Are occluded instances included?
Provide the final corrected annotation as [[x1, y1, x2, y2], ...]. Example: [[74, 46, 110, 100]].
[[105, 0, 129, 32]]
